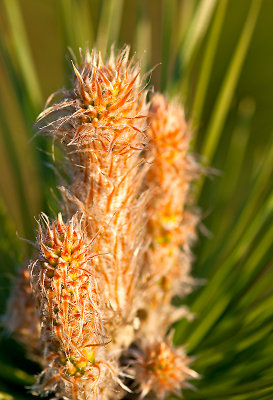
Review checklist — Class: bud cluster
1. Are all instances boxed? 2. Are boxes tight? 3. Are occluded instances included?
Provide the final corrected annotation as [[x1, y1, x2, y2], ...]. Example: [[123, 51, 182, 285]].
[[5, 46, 200, 399]]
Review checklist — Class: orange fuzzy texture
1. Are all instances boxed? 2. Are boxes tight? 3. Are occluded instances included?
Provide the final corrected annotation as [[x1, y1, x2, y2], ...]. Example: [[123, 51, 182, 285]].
[[145, 94, 199, 303], [37, 46, 147, 162], [37, 47, 149, 320], [133, 339, 198, 399], [29, 213, 120, 400]]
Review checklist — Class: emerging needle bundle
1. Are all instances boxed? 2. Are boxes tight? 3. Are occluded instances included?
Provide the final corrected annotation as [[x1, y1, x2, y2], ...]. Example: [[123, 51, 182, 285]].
[[5, 46, 200, 399]]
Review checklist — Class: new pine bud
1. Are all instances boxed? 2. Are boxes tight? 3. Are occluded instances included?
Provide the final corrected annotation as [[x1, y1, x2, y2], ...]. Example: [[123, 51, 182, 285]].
[[132, 339, 198, 399], [30, 213, 121, 400]]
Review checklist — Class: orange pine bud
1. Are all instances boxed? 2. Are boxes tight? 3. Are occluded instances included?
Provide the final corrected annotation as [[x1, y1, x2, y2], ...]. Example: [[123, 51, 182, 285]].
[[37, 47, 150, 324], [145, 94, 199, 303], [29, 213, 121, 400], [132, 339, 198, 399]]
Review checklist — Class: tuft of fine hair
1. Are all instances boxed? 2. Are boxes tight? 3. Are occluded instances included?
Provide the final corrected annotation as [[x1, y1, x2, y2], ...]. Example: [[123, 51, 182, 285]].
[[29, 213, 123, 400]]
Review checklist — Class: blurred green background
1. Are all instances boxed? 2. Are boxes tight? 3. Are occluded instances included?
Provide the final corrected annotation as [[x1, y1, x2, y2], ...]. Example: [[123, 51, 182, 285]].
[[0, 0, 273, 399]]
